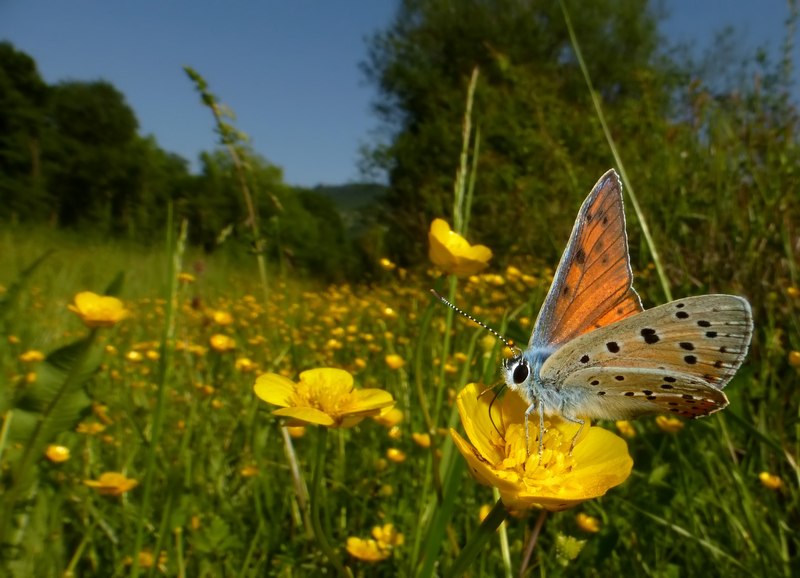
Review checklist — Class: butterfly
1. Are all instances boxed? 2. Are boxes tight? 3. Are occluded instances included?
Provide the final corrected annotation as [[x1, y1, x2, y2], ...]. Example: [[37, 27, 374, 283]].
[[500, 169, 753, 453]]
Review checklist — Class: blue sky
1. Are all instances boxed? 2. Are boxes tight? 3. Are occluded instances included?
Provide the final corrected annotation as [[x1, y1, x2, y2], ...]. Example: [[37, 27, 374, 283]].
[[2, 1, 796, 187]]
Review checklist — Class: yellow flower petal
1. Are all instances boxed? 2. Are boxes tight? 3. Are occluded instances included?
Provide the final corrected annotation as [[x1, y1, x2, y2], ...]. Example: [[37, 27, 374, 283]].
[[254, 373, 300, 407], [273, 406, 336, 427]]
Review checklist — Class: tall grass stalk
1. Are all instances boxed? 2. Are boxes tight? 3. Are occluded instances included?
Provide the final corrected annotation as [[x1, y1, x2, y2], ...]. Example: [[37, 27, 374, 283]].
[[130, 213, 185, 578], [558, 0, 672, 302]]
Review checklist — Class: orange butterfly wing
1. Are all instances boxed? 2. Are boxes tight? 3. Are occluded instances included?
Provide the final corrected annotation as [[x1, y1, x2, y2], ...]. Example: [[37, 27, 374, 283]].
[[530, 169, 643, 349]]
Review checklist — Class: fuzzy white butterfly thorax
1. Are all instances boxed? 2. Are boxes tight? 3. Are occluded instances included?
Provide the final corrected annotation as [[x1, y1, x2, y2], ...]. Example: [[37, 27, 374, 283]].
[[502, 170, 753, 450]]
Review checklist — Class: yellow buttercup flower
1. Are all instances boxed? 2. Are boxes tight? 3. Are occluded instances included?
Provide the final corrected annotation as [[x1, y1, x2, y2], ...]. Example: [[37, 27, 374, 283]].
[[412, 432, 431, 448], [45, 444, 71, 463], [254, 368, 394, 428], [576, 512, 601, 533], [19, 350, 45, 363], [450, 383, 632, 511], [759, 472, 784, 491], [386, 448, 406, 463], [209, 334, 236, 352], [385, 354, 405, 370], [378, 257, 396, 271], [83, 472, 139, 496], [178, 272, 196, 284], [346, 537, 390, 562], [372, 523, 404, 548], [788, 351, 800, 368], [68, 292, 129, 328], [210, 310, 234, 326], [428, 218, 492, 277], [615, 420, 636, 438], [655, 415, 685, 433], [373, 406, 404, 428]]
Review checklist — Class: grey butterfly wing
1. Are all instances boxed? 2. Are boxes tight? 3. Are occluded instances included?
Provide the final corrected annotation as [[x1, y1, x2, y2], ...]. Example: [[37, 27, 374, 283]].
[[538, 295, 753, 420], [530, 169, 643, 351]]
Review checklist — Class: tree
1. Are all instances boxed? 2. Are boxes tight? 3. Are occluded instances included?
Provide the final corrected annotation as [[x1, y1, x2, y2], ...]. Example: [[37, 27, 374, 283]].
[[44, 80, 140, 231], [361, 0, 677, 263], [0, 42, 49, 221]]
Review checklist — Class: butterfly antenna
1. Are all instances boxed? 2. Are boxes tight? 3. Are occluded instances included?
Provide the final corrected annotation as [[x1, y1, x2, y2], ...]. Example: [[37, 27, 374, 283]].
[[429, 289, 516, 352], [485, 383, 507, 437]]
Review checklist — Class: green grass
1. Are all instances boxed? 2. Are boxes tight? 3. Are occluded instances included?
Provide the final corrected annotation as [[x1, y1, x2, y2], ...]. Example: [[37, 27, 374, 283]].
[[0, 216, 797, 576]]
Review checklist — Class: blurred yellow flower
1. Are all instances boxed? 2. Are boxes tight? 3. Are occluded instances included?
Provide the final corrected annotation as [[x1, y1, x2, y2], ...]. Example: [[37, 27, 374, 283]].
[[76, 422, 106, 435], [759, 471, 784, 491], [126, 350, 143, 363], [386, 448, 406, 463], [286, 426, 306, 438], [385, 354, 405, 370], [788, 351, 800, 368], [211, 310, 234, 326], [412, 432, 431, 448], [655, 415, 685, 433], [68, 292, 129, 328], [45, 444, 70, 463], [19, 350, 45, 363], [372, 523, 404, 548], [346, 537, 390, 562], [240, 465, 259, 477], [576, 512, 601, 533], [478, 503, 493, 522], [388, 426, 402, 440], [374, 406, 404, 428], [615, 420, 636, 438], [254, 368, 394, 428], [378, 257, 397, 271], [451, 383, 632, 511], [428, 218, 492, 277], [235, 357, 257, 373], [178, 272, 196, 284], [787, 286, 799, 299], [84, 472, 139, 496], [123, 550, 167, 571], [210, 334, 236, 352]]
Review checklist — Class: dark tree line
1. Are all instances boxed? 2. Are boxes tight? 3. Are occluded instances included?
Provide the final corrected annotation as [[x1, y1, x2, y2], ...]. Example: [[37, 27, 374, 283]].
[[0, 41, 377, 281]]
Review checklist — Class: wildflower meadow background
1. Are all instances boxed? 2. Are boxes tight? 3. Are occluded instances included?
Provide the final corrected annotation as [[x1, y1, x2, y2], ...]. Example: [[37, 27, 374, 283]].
[[1, 1, 799, 576]]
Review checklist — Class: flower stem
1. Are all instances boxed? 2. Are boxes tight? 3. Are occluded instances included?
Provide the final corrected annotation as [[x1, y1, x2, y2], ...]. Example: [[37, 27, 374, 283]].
[[445, 499, 508, 578], [310, 427, 352, 577], [519, 509, 548, 577], [558, 0, 671, 301]]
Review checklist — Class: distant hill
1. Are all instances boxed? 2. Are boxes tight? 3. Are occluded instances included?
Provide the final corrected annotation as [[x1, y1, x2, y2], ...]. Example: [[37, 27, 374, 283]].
[[311, 183, 387, 214]]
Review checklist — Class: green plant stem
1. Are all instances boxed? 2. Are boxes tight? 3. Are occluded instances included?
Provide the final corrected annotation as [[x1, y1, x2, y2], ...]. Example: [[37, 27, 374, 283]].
[[0, 410, 12, 467], [445, 499, 508, 578], [310, 428, 352, 578], [559, 0, 672, 302], [519, 509, 548, 577], [454, 67, 479, 234], [130, 213, 184, 578]]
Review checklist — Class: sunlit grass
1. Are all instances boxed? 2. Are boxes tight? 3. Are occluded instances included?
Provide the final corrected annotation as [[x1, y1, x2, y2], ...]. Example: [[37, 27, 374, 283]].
[[0, 220, 797, 576]]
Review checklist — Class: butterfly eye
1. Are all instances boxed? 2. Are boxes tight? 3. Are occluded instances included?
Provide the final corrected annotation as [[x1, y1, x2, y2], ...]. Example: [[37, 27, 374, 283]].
[[512, 361, 530, 385]]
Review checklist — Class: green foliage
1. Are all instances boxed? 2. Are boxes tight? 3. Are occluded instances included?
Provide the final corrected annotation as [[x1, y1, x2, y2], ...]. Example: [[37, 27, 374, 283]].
[[363, 0, 672, 260], [0, 41, 49, 221]]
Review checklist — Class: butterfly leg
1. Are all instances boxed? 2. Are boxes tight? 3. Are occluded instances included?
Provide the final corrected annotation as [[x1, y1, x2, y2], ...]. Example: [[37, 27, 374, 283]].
[[560, 414, 585, 456]]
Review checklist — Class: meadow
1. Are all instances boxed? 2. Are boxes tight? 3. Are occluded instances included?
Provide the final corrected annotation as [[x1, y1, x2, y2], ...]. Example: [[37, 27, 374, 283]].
[[0, 183, 798, 577], [2, 12, 800, 577]]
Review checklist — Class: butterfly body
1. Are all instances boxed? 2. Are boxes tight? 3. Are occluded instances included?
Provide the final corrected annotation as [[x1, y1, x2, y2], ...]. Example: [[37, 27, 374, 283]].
[[502, 170, 753, 449]]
